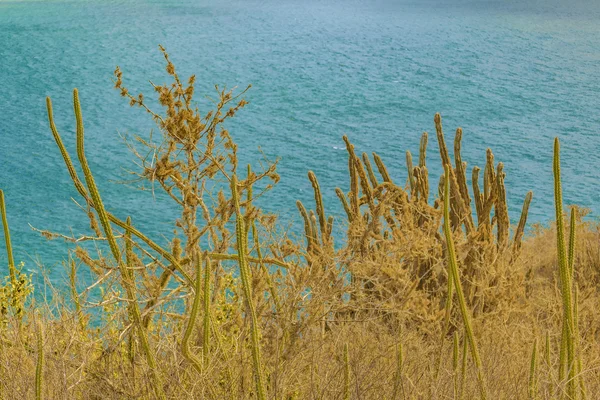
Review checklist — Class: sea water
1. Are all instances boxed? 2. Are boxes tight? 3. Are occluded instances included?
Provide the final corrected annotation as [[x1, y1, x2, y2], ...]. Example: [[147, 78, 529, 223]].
[[0, 0, 599, 281]]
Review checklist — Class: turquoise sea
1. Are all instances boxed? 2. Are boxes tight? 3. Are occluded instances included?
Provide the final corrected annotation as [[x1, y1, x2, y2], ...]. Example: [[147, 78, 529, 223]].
[[0, 0, 599, 279]]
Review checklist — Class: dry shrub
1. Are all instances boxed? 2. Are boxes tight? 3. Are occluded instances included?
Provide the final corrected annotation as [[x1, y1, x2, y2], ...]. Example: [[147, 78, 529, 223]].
[[0, 48, 598, 399]]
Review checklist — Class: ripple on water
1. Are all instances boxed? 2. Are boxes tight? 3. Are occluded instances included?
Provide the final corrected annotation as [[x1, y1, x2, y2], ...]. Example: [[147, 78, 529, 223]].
[[0, 0, 599, 278]]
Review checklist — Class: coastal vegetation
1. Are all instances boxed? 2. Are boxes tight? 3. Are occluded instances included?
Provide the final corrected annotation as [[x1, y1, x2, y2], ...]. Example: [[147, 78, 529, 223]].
[[0, 47, 598, 399]]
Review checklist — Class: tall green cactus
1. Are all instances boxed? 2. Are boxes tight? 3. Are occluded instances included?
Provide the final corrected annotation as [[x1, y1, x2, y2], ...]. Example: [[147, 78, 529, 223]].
[[529, 338, 538, 400], [443, 163, 487, 399], [553, 138, 577, 399], [231, 174, 267, 400], [0, 190, 15, 286], [35, 318, 44, 400], [181, 253, 205, 375], [72, 90, 166, 400]]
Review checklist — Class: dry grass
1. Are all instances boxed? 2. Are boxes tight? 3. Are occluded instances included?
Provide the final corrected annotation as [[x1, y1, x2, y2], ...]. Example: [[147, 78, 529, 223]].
[[0, 47, 599, 399]]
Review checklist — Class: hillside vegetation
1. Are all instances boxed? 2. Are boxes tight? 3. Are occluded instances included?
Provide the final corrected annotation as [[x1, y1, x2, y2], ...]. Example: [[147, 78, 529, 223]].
[[0, 47, 598, 399]]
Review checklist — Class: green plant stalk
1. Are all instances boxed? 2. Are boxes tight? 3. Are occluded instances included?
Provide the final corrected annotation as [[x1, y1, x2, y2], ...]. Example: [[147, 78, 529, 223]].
[[392, 340, 404, 400], [123, 226, 165, 398], [484, 149, 495, 201], [308, 171, 328, 243], [434, 258, 454, 382], [568, 207, 576, 278], [412, 166, 423, 201], [309, 211, 319, 249], [335, 188, 354, 223], [208, 312, 237, 400], [545, 331, 554, 399], [419, 132, 428, 168], [495, 163, 510, 247], [343, 136, 360, 217], [443, 164, 487, 400], [248, 166, 281, 315], [559, 321, 567, 385], [573, 287, 586, 400], [72, 90, 165, 400], [568, 209, 586, 398], [35, 319, 43, 400], [372, 152, 392, 183], [0, 190, 23, 334], [343, 343, 350, 400], [231, 174, 267, 400], [435, 114, 473, 233], [513, 191, 533, 255], [74, 88, 119, 266], [0, 190, 16, 285], [460, 334, 468, 400], [182, 256, 220, 399], [181, 253, 204, 375], [529, 338, 538, 400], [354, 155, 374, 210], [202, 255, 211, 366], [453, 128, 474, 229], [421, 164, 430, 202], [297, 200, 315, 252], [362, 153, 379, 188], [553, 138, 576, 399], [68, 259, 86, 333], [406, 151, 415, 193], [472, 167, 483, 225], [123, 229, 136, 368], [326, 215, 334, 240], [453, 332, 460, 399]]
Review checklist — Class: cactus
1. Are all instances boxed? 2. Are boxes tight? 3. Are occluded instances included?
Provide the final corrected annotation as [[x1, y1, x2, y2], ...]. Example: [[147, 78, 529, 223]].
[[553, 138, 577, 399], [0, 190, 15, 286], [443, 163, 487, 399], [181, 253, 205, 375], [529, 338, 538, 400], [231, 174, 267, 400], [35, 318, 44, 400]]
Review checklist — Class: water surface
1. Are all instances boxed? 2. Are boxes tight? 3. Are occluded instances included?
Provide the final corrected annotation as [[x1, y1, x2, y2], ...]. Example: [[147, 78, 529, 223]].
[[0, 0, 599, 279]]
